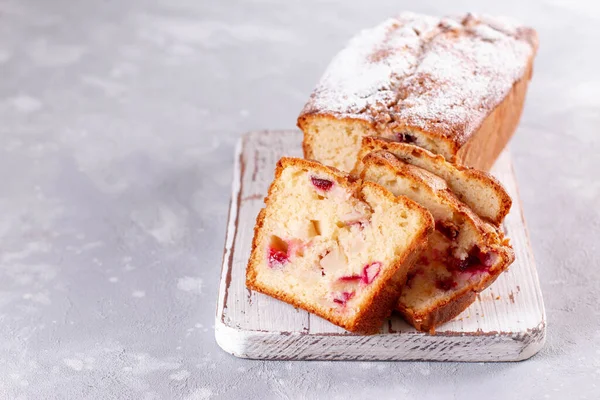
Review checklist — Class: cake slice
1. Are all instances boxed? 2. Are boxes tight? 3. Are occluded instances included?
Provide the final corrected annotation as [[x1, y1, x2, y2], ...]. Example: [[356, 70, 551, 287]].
[[298, 12, 538, 172], [353, 137, 512, 226], [246, 157, 434, 334], [358, 151, 514, 332]]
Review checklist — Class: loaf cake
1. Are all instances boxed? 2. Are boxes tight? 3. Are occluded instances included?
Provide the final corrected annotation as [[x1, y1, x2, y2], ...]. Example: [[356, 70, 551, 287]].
[[358, 151, 514, 332], [353, 137, 511, 226], [298, 12, 538, 172], [246, 157, 434, 334]]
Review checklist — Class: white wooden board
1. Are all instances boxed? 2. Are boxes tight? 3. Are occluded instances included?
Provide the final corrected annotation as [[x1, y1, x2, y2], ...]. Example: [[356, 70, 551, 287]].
[[215, 130, 546, 361]]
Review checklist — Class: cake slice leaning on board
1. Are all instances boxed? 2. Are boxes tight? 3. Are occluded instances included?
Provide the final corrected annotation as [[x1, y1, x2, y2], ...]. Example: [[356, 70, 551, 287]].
[[353, 137, 512, 226], [356, 151, 514, 332], [298, 11, 538, 172], [246, 157, 434, 334]]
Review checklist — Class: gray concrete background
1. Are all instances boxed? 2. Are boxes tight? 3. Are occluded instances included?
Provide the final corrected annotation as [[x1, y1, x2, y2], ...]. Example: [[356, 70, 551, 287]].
[[0, 0, 598, 399]]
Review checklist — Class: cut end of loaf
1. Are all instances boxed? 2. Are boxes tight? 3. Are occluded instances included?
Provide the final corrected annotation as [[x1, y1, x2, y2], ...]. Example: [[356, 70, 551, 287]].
[[299, 115, 376, 172], [300, 114, 455, 173]]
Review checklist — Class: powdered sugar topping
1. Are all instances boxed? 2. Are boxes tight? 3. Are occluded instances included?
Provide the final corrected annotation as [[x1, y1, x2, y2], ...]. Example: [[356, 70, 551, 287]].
[[301, 12, 537, 143]]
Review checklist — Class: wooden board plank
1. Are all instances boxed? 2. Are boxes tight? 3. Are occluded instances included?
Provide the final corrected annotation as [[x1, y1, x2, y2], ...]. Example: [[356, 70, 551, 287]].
[[215, 131, 546, 361], [218, 132, 308, 333]]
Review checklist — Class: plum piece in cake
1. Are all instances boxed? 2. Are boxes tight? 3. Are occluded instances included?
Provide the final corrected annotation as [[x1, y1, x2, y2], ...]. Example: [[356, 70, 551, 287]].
[[246, 157, 434, 334], [358, 151, 514, 333]]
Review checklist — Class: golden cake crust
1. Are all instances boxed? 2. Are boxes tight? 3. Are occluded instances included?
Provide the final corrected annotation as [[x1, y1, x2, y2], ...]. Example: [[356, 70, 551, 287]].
[[245, 157, 434, 334]]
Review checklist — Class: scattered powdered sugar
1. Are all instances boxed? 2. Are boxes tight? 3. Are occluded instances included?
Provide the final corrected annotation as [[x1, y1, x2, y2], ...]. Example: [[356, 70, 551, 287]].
[[302, 12, 536, 143], [169, 369, 190, 381], [63, 358, 84, 371], [185, 387, 213, 400], [177, 277, 203, 294], [10, 95, 43, 113]]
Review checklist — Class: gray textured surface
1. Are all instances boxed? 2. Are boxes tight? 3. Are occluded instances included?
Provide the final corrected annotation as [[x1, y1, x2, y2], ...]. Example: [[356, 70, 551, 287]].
[[0, 0, 598, 399]]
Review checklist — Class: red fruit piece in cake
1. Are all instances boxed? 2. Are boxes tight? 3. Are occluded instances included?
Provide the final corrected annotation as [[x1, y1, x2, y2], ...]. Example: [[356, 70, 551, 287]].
[[310, 176, 334, 191], [266, 236, 308, 269], [405, 267, 425, 289], [333, 291, 355, 306], [395, 132, 416, 144], [338, 274, 362, 282], [435, 220, 459, 240], [337, 261, 381, 285], [451, 246, 497, 274], [435, 277, 457, 291], [267, 248, 288, 268], [346, 219, 369, 231], [362, 262, 381, 284]]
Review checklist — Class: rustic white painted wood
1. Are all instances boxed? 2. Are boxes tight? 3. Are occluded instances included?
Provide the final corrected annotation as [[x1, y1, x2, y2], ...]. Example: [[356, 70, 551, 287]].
[[215, 130, 546, 361]]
